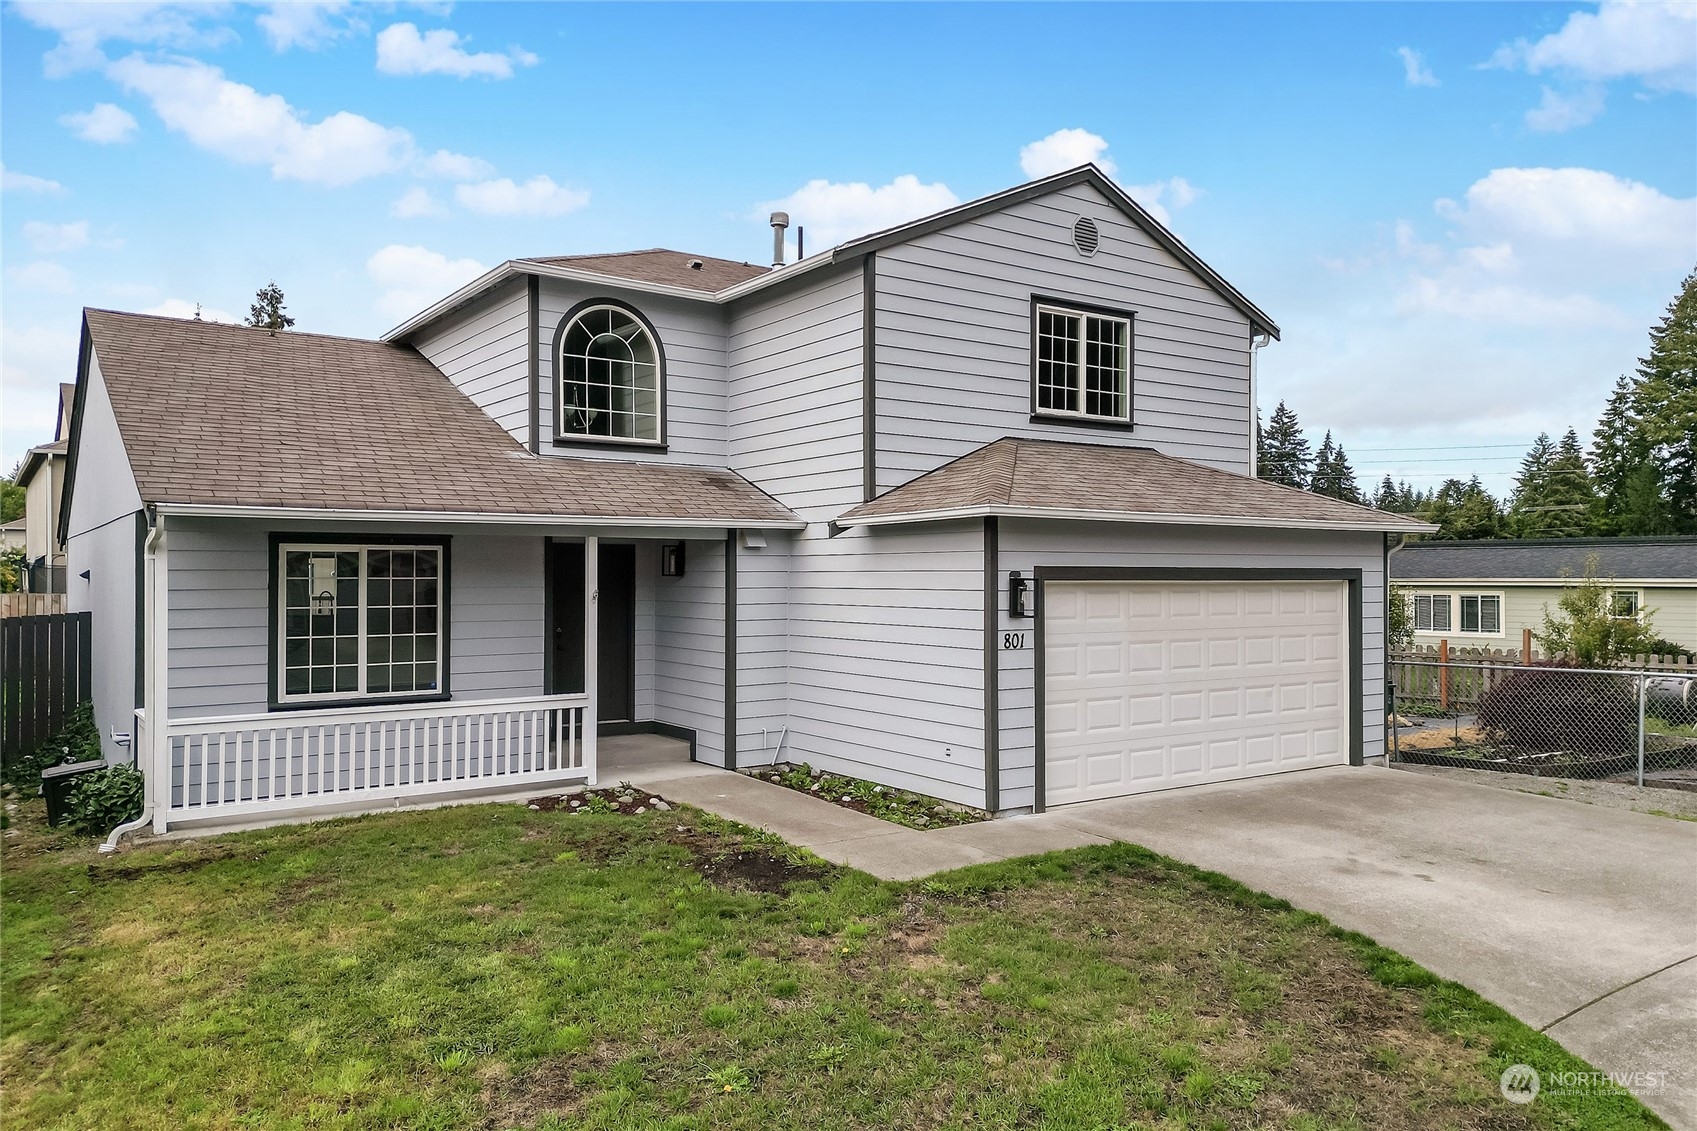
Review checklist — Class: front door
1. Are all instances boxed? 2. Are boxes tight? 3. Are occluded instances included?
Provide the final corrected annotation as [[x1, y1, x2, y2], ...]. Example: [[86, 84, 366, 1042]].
[[548, 542, 636, 723]]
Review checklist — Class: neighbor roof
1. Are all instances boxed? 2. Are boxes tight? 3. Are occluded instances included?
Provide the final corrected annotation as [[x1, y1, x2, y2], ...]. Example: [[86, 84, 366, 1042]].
[[835, 438, 1432, 533], [16, 438, 67, 489], [384, 164, 1277, 343], [73, 310, 800, 528], [518, 249, 769, 294], [1389, 538, 1697, 582]]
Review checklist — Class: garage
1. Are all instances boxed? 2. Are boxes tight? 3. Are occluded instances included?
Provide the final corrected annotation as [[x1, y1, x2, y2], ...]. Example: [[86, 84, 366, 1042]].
[[1042, 578, 1352, 807]]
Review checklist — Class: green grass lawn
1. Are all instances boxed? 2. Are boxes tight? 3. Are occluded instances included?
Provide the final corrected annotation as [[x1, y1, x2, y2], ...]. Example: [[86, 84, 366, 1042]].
[[0, 795, 1666, 1131]]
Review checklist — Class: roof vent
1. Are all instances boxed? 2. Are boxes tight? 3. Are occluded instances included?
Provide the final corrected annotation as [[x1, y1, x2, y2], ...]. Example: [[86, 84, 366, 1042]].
[[1072, 216, 1100, 257], [688, 259, 704, 270]]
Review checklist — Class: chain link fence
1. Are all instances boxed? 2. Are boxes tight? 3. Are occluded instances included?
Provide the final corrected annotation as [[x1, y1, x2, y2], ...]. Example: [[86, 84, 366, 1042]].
[[1388, 659, 1697, 786]]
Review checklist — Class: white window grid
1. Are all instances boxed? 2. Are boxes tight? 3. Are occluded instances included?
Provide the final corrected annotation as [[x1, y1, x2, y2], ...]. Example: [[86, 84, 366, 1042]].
[[1610, 590, 1642, 619], [1412, 591, 1504, 636], [1034, 303, 1130, 422], [559, 306, 661, 442], [278, 544, 444, 705]]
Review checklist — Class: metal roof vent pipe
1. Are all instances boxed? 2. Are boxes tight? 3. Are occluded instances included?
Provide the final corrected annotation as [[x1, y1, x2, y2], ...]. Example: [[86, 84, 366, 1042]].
[[770, 211, 789, 268]]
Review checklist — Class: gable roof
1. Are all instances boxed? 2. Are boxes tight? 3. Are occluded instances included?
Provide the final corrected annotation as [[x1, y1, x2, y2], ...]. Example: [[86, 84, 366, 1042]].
[[384, 164, 1276, 342], [15, 438, 67, 489], [70, 309, 800, 529], [835, 437, 1431, 533], [519, 249, 768, 293], [1389, 537, 1697, 583]]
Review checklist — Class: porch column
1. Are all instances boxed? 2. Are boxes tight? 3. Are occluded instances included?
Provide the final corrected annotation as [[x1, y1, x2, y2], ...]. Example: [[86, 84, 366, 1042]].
[[147, 516, 170, 834], [583, 535, 598, 784]]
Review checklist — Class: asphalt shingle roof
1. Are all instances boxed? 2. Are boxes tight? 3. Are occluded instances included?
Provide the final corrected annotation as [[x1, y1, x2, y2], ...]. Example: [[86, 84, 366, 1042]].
[[82, 309, 798, 527], [519, 249, 771, 294], [837, 437, 1430, 531], [1389, 538, 1697, 581]]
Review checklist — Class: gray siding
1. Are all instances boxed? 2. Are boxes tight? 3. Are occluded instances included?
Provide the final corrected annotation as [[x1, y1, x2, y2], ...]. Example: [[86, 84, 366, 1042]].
[[873, 180, 1254, 492], [654, 536, 728, 763], [994, 520, 1387, 812], [537, 278, 730, 466], [64, 355, 145, 761], [727, 264, 864, 522], [165, 520, 546, 719], [412, 280, 532, 444], [733, 532, 792, 765]]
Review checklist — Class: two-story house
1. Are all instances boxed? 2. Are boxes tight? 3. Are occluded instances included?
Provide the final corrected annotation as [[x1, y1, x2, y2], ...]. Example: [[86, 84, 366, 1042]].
[[60, 164, 1428, 837]]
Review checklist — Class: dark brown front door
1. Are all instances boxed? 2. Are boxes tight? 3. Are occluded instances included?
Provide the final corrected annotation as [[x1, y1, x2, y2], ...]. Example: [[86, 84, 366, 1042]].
[[548, 542, 636, 722]]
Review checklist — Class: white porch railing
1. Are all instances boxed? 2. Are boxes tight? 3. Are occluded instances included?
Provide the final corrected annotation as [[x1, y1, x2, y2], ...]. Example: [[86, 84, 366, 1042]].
[[155, 694, 593, 828]]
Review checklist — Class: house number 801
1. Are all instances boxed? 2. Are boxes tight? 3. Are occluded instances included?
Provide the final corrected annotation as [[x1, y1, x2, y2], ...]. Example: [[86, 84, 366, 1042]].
[[1001, 632, 1028, 650]]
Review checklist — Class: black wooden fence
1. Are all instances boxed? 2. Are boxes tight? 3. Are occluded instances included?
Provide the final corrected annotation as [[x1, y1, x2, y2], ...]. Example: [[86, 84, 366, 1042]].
[[1, 612, 93, 764]]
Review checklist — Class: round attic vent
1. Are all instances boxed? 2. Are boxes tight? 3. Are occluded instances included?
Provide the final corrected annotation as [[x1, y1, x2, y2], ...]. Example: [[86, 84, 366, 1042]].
[[1071, 216, 1101, 257]]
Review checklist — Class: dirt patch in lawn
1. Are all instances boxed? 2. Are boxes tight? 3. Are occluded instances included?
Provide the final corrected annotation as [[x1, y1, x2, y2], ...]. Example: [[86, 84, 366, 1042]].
[[666, 825, 831, 894], [525, 787, 677, 817], [481, 1042, 630, 1128]]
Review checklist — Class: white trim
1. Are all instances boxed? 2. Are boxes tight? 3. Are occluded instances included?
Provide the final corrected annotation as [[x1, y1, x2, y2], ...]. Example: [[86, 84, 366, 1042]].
[[1032, 302, 1132, 424], [153, 502, 806, 531], [835, 503, 1436, 534]]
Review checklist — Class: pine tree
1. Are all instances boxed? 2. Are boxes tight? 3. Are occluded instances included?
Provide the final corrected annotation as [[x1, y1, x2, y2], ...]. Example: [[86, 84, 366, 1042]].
[[1634, 269, 1697, 532], [1617, 462, 1675, 535], [246, 282, 296, 334], [1331, 443, 1363, 504], [1258, 401, 1311, 488], [1511, 430, 1597, 538], [1374, 475, 1400, 511], [1310, 431, 1338, 496], [1418, 477, 1502, 540], [1589, 374, 1648, 532]]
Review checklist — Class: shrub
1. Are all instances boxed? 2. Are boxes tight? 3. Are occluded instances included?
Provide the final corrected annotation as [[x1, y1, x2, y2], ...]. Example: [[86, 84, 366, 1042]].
[[63, 764, 145, 836], [2, 701, 101, 791], [1476, 660, 1638, 755], [1534, 554, 1664, 667]]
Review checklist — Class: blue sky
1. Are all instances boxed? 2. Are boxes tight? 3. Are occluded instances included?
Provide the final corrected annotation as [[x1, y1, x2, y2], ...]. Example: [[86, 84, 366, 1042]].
[[3, 1, 1694, 497]]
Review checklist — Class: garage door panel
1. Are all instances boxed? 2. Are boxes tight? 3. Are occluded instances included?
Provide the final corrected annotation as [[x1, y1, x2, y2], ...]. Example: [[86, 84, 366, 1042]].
[[1045, 580, 1350, 806]]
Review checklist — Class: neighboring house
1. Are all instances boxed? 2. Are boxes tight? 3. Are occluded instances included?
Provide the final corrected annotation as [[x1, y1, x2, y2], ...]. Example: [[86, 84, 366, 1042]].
[[1389, 537, 1697, 655], [0, 518, 24, 553], [16, 382, 75, 593], [61, 163, 1428, 835]]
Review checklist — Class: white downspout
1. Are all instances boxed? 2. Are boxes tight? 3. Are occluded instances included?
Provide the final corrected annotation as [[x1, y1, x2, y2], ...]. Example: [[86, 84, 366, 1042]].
[[583, 535, 599, 787], [1249, 331, 1271, 477], [101, 510, 165, 853]]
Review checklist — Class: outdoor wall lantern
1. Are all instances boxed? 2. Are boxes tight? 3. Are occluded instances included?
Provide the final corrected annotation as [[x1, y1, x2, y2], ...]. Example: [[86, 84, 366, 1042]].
[[1008, 571, 1032, 618], [660, 542, 686, 578], [310, 555, 338, 616]]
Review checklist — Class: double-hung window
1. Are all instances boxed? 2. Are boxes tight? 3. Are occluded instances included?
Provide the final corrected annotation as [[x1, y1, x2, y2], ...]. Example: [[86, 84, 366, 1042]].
[[1610, 590, 1641, 619], [1032, 300, 1133, 425], [275, 541, 448, 705], [1413, 593, 1451, 633], [1458, 594, 1501, 635]]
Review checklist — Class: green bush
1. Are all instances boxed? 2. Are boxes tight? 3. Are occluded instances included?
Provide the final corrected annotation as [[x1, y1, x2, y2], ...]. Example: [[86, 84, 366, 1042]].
[[2, 701, 101, 792], [63, 764, 144, 836]]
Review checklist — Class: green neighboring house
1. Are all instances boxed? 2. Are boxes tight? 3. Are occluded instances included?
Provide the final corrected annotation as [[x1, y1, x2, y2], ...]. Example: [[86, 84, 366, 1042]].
[[1388, 537, 1697, 656]]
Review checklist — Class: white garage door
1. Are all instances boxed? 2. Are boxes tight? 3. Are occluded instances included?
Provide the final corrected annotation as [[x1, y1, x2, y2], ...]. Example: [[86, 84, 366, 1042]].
[[1044, 580, 1349, 806]]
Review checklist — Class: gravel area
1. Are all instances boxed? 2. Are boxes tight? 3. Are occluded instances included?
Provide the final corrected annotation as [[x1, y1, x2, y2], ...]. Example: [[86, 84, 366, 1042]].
[[1392, 763, 1697, 820]]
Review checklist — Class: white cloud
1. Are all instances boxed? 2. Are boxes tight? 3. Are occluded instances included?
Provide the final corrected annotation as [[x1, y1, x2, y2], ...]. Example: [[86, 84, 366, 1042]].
[[256, 1, 358, 52], [375, 22, 539, 79], [1433, 167, 1693, 264], [416, 149, 495, 181], [8, 262, 75, 294], [22, 221, 91, 254], [1397, 46, 1438, 87], [9, 1, 229, 78], [367, 244, 487, 320], [392, 186, 447, 218], [107, 54, 415, 186], [142, 298, 236, 323], [1492, 0, 1697, 93], [454, 175, 589, 217], [0, 164, 64, 193], [759, 175, 959, 251], [1524, 84, 1608, 131], [59, 102, 140, 143], [1124, 177, 1199, 228], [1019, 128, 1117, 180], [1, 321, 80, 464]]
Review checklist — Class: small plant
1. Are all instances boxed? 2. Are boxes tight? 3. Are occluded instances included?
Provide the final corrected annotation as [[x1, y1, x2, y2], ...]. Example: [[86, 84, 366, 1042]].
[[63, 763, 144, 836], [807, 1043, 848, 1074], [702, 1063, 752, 1094], [577, 792, 618, 815]]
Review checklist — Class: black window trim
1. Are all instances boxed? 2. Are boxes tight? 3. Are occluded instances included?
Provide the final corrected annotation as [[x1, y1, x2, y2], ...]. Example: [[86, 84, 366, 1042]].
[[1028, 293, 1137, 431], [266, 532, 453, 712], [550, 296, 669, 450]]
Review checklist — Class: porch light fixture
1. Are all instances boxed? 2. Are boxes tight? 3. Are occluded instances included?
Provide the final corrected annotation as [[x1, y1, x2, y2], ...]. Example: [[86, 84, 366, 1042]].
[[661, 542, 686, 578], [1008, 571, 1032, 619], [310, 555, 338, 616]]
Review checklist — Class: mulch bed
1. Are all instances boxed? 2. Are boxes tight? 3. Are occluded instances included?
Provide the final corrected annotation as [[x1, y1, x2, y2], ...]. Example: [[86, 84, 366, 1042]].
[[525, 787, 676, 816]]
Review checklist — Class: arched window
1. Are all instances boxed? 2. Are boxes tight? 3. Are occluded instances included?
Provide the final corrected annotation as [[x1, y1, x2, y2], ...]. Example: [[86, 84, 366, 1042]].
[[556, 302, 663, 443]]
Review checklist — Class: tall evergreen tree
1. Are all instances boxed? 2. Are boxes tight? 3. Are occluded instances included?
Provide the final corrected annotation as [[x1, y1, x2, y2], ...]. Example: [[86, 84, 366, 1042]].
[[1634, 269, 1697, 532], [1417, 477, 1502, 540], [1258, 401, 1311, 488], [1589, 374, 1648, 532], [1510, 430, 1597, 538], [1373, 475, 1400, 512], [246, 281, 296, 334], [1310, 432, 1363, 503], [1617, 462, 1675, 535]]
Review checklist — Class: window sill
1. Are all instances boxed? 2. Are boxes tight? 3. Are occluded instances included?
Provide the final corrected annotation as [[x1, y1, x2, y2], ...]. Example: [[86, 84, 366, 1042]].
[[268, 691, 452, 713], [551, 436, 669, 454], [1029, 413, 1136, 433]]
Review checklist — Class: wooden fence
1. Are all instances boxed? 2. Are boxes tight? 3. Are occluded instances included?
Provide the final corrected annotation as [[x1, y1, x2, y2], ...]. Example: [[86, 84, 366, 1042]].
[[0, 593, 67, 618], [1391, 636, 1694, 712], [1, 611, 93, 763]]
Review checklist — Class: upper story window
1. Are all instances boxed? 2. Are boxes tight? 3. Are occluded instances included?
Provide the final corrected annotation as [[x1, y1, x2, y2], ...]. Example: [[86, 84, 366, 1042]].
[[1031, 299, 1133, 427], [555, 301, 664, 445]]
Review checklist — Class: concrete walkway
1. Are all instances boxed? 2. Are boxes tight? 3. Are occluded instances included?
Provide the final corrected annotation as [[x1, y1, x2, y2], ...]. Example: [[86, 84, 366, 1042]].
[[621, 750, 1695, 1129]]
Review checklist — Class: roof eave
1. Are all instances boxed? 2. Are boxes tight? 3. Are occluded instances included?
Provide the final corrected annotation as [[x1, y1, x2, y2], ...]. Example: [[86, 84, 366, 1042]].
[[1389, 575, 1697, 587], [150, 501, 807, 531], [836, 503, 1435, 534]]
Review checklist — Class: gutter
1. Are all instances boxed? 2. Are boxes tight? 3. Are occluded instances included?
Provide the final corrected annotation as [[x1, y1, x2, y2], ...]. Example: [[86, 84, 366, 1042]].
[[101, 510, 162, 854], [834, 504, 1439, 535], [151, 502, 807, 532]]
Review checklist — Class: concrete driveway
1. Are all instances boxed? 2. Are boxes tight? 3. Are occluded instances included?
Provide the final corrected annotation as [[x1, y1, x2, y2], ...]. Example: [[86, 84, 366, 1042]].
[[972, 767, 1696, 1129]]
